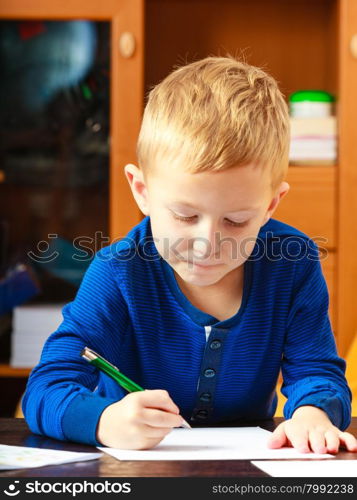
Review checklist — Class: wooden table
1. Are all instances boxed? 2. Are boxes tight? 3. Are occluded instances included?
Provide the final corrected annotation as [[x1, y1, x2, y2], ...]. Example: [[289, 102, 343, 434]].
[[1, 418, 356, 477]]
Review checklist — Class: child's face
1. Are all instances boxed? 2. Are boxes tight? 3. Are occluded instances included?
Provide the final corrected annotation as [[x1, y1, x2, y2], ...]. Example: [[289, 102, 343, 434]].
[[125, 161, 288, 288]]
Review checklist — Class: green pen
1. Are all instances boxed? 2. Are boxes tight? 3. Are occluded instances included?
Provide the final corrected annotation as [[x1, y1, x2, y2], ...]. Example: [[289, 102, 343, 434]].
[[81, 347, 191, 428]]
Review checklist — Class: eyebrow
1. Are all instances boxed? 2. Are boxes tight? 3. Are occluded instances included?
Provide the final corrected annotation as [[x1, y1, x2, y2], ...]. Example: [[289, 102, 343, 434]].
[[169, 202, 259, 215]]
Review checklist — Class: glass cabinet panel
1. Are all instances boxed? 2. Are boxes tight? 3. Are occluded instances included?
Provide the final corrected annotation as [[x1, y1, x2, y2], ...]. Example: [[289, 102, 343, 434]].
[[0, 20, 110, 304]]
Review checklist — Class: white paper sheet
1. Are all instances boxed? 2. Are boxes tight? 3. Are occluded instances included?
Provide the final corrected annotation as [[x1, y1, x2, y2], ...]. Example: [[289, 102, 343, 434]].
[[0, 444, 102, 470], [98, 427, 334, 461], [252, 460, 357, 477]]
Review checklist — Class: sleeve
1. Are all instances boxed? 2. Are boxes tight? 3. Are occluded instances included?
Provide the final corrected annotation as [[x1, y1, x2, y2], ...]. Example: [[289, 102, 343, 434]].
[[281, 245, 352, 430], [22, 250, 129, 445]]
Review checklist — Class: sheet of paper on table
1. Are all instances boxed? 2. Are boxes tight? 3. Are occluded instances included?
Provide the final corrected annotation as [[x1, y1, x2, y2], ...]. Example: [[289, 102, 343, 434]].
[[98, 427, 334, 461], [0, 444, 102, 470], [252, 460, 357, 477]]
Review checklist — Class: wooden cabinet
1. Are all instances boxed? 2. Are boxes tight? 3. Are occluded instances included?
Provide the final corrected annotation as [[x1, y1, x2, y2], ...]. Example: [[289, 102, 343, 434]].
[[274, 166, 337, 327], [1, 0, 356, 365]]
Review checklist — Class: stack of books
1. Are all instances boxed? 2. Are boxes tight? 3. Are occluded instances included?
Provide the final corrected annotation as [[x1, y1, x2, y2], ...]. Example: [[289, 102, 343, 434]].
[[289, 116, 337, 165], [10, 304, 63, 368]]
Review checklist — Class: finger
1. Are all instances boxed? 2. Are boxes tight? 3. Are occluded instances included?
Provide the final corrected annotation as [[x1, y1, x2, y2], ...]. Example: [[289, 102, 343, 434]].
[[267, 423, 289, 449], [325, 430, 340, 454], [338, 432, 357, 452], [143, 424, 172, 439], [308, 429, 327, 454], [289, 428, 310, 453], [136, 390, 180, 414], [125, 424, 171, 450], [142, 408, 184, 429], [135, 436, 167, 450]]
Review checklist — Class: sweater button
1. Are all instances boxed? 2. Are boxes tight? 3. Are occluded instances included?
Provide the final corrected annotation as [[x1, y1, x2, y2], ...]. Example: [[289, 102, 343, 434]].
[[210, 340, 222, 350], [195, 409, 208, 419], [204, 368, 215, 378], [199, 392, 212, 402]]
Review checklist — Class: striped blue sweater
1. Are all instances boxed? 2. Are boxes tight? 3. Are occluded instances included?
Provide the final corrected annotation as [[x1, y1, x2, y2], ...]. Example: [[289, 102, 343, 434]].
[[22, 217, 351, 445]]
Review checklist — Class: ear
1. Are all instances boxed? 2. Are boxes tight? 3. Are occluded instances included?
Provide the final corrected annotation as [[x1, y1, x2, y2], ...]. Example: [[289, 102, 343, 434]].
[[262, 181, 290, 225], [124, 164, 150, 216]]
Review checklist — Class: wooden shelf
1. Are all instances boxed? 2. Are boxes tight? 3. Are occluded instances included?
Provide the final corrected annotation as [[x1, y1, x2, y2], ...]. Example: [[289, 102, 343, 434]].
[[0, 364, 32, 378]]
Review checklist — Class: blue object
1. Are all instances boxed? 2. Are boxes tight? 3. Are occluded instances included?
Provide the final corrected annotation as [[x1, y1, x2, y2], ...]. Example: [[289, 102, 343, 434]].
[[0, 264, 40, 314], [0, 20, 97, 113], [22, 217, 351, 446], [30, 236, 92, 287]]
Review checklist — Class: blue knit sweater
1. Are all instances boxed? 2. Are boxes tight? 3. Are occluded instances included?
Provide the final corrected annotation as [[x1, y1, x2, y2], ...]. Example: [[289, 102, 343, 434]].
[[22, 217, 351, 445]]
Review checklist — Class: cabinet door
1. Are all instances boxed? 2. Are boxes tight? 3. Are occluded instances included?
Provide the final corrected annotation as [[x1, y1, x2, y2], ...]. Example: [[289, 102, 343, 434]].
[[337, 0, 357, 355], [0, 0, 143, 245], [0, 0, 143, 301], [0, 1, 144, 297]]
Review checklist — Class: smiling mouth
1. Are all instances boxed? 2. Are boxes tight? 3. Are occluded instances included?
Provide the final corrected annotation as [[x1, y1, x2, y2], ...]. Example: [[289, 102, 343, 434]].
[[186, 261, 223, 268]]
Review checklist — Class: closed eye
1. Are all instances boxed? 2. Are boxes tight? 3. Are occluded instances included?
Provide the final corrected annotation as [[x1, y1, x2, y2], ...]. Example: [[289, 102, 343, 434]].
[[172, 213, 197, 223], [171, 212, 249, 228], [224, 218, 249, 228]]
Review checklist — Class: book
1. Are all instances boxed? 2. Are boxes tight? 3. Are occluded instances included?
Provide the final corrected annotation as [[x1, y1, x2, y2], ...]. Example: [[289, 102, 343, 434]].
[[289, 117, 337, 164], [290, 116, 337, 136], [10, 304, 63, 368]]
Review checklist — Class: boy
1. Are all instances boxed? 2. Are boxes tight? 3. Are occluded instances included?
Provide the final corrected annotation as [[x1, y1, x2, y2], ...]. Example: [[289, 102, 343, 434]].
[[23, 57, 357, 453]]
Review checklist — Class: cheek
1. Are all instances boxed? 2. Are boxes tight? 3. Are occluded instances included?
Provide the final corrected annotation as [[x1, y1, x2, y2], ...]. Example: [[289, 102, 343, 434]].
[[219, 226, 261, 262], [237, 223, 264, 260], [150, 220, 189, 260], [238, 238, 257, 261]]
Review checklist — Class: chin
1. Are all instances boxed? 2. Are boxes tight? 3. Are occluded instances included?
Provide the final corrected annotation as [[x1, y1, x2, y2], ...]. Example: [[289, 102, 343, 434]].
[[179, 270, 224, 287], [190, 278, 220, 287]]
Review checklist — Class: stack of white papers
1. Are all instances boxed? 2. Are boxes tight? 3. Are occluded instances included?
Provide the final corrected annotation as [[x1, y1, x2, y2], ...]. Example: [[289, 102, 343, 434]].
[[99, 427, 334, 461], [0, 444, 102, 470], [289, 116, 337, 165], [10, 304, 63, 367]]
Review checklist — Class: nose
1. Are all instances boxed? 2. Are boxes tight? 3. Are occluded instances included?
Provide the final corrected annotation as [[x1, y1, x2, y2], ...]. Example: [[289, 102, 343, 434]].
[[192, 238, 211, 258], [191, 220, 220, 260]]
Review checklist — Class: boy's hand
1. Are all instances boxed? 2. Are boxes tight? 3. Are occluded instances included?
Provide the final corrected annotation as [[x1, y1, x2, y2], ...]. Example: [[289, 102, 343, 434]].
[[267, 405, 357, 454], [96, 389, 185, 449]]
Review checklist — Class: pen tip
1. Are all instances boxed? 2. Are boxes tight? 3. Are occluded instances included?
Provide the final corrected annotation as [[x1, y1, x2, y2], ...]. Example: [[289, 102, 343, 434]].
[[181, 419, 192, 429]]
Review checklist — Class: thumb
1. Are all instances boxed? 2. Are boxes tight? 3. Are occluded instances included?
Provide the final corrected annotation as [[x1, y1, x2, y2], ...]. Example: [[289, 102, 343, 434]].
[[267, 423, 288, 449]]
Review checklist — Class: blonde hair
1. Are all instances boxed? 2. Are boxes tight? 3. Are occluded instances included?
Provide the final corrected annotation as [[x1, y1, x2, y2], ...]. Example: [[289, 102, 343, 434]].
[[137, 56, 290, 189]]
